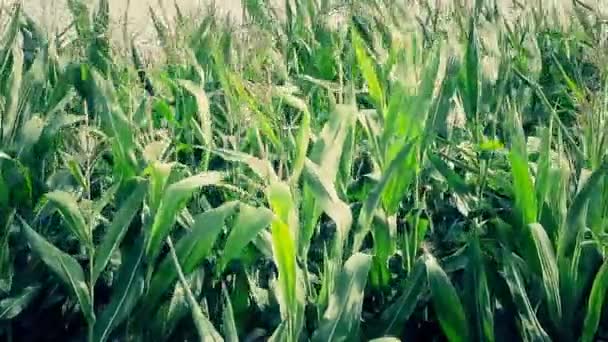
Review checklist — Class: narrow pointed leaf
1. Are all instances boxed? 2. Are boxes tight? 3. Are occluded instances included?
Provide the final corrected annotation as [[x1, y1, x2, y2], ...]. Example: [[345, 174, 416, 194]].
[[178, 79, 212, 147]]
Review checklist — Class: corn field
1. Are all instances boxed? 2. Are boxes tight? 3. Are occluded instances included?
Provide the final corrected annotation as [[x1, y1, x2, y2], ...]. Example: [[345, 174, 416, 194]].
[[1, 0, 608, 341]]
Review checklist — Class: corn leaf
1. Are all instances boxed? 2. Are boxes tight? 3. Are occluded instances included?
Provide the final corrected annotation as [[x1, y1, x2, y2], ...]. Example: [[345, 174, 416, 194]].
[[580, 259, 608, 342], [426, 253, 469, 342], [93, 239, 145, 342], [45, 191, 90, 246], [353, 139, 417, 252], [379, 258, 426, 336], [219, 203, 274, 272], [145, 171, 224, 260], [92, 179, 147, 282], [311, 253, 373, 342], [20, 219, 94, 324], [144, 202, 238, 314], [0, 285, 40, 320]]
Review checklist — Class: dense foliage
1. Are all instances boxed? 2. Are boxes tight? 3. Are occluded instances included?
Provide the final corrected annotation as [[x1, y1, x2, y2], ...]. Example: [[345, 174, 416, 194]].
[[1, 0, 608, 340]]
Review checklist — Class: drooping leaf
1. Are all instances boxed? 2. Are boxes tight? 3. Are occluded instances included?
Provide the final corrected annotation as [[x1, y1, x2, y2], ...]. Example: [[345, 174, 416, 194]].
[[463, 233, 494, 342], [168, 239, 223, 342], [503, 253, 551, 342], [303, 159, 352, 255], [45, 191, 90, 246], [178, 79, 212, 147], [509, 144, 537, 226], [289, 107, 311, 186], [368, 338, 401, 342], [352, 29, 384, 111], [213, 148, 278, 183], [20, 219, 94, 324], [428, 153, 470, 194], [309, 103, 357, 183]]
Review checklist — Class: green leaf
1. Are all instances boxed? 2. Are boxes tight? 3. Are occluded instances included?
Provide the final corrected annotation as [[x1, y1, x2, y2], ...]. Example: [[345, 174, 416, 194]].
[[0, 285, 40, 320], [222, 285, 239, 342], [353, 139, 417, 252], [312, 253, 373, 342], [67, 0, 91, 40], [92, 180, 147, 282], [93, 240, 145, 342], [289, 108, 311, 186], [92, 72, 139, 178], [527, 223, 562, 326], [45, 191, 90, 246], [168, 238, 223, 342], [558, 166, 606, 261], [309, 103, 357, 183], [267, 181, 302, 339], [146, 171, 224, 260], [178, 79, 212, 147], [144, 202, 238, 313], [150, 270, 205, 339], [147, 161, 173, 213], [213, 148, 278, 183], [2, 43, 23, 143], [379, 259, 426, 336], [463, 233, 494, 342], [460, 9, 480, 122], [20, 219, 94, 324], [428, 153, 470, 194], [352, 29, 384, 112], [426, 253, 469, 342], [219, 203, 274, 272], [581, 258, 608, 342], [509, 144, 537, 225], [303, 160, 352, 255], [503, 253, 551, 342]]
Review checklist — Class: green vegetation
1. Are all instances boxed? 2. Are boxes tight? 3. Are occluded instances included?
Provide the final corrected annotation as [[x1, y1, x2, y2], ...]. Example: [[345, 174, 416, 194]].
[[1, 0, 608, 340]]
